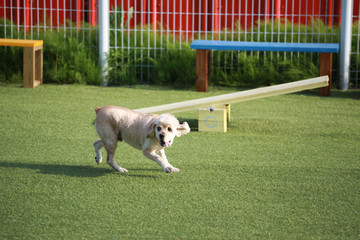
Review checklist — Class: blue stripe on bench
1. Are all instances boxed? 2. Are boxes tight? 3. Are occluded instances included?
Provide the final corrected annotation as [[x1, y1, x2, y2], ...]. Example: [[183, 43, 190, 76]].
[[190, 40, 339, 53]]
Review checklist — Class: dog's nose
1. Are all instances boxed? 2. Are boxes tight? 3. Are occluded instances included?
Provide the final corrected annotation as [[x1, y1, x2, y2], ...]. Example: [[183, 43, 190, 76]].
[[159, 134, 165, 139]]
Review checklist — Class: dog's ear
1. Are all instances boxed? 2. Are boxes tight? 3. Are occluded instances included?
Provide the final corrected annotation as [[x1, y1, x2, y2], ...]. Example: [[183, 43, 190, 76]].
[[176, 122, 191, 137], [146, 118, 158, 138]]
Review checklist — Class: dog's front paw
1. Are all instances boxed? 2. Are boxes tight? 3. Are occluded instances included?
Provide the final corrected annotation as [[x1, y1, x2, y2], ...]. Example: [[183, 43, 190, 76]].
[[94, 150, 102, 164], [116, 167, 128, 173], [164, 166, 180, 173], [95, 156, 102, 164]]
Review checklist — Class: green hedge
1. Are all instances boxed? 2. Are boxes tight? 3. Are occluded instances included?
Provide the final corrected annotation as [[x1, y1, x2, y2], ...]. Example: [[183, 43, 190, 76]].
[[42, 32, 100, 85], [106, 19, 345, 88], [1, 17, 359, 88]]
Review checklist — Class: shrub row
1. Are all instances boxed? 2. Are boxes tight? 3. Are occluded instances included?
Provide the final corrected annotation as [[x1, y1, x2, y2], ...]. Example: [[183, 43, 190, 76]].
[[106, 19, 341, 87], [1, 17, 359, 88]]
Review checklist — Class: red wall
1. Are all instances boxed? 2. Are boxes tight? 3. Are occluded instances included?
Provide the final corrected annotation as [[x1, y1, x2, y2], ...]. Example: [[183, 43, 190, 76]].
[[0, 0, 359, 32], [0, 0, 88, 30]]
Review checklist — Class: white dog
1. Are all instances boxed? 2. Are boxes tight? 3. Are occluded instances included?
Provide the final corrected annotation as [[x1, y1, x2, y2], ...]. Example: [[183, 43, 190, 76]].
[[93, 106, 190, 173]]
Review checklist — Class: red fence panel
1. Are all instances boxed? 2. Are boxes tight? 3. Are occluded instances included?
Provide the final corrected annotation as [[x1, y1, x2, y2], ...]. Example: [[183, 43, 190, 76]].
[[1, 0, 359, 32]]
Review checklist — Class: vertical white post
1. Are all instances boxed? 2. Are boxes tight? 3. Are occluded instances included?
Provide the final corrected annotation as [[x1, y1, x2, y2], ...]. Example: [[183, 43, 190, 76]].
[[339, 0, 353, 90], [99, 0, 110, 86]]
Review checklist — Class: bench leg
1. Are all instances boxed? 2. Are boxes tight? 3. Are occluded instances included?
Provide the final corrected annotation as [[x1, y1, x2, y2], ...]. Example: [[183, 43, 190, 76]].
[[23, 46, 43, 88], [196, 49, 211, 92], [35, 45, 43, 86], [23, 47, 35, 88], [319, 52, 332, 96]]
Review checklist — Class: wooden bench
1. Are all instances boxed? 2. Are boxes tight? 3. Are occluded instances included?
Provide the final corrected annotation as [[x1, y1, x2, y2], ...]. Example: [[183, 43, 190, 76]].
[[190, 40, 339, 96], [0, 38, 43, 88]]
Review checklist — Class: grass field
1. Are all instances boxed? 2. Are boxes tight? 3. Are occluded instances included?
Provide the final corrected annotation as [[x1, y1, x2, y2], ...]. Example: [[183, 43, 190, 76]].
[[0, 84, 359, 239]]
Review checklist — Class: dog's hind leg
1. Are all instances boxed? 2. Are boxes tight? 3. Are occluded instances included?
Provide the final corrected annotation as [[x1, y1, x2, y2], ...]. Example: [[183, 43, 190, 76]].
[[104, 139, 128, 173], [93, 140, 103, 164]]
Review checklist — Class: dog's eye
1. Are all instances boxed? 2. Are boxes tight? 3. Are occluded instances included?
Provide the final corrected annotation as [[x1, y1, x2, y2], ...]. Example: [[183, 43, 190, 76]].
[[168, 127, 172, 132], [157, 126, 161, 131]]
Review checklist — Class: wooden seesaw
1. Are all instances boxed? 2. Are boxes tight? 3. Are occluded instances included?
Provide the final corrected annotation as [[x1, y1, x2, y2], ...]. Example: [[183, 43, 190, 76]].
[[135, 76, 329, 132]]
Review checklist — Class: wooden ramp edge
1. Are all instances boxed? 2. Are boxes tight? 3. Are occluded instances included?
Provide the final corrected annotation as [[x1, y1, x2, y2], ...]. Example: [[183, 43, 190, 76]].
[[135, 76, 329, 114]]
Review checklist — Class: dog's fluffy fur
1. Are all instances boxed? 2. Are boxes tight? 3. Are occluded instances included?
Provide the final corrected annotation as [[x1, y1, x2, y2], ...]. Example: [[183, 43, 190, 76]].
[[93, 106, 190, 173]]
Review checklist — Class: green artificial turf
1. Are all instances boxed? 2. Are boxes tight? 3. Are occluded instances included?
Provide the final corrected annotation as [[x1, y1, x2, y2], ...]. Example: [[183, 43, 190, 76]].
[[0, 84, 359, 239]]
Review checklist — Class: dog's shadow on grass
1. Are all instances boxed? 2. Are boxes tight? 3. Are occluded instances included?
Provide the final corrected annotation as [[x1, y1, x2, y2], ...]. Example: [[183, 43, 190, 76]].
[[0, 162, 160, 179]]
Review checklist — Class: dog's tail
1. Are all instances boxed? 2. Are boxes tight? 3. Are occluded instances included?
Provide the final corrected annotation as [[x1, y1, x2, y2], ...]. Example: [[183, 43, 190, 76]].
[[95, 107, 101, 114]]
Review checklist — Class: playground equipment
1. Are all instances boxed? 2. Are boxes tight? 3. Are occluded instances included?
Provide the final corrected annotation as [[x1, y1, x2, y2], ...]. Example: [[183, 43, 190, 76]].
[[190, 40, 339, 96], [136, 76, 329, 132], [0, 38, 43, 88]]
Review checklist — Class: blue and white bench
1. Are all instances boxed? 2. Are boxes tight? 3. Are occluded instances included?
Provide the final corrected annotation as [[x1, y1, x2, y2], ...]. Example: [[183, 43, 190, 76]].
[[190, 40, 339, 96]]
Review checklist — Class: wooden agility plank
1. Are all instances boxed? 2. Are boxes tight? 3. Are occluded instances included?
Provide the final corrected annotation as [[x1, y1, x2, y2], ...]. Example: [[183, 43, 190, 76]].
[[135, 76, 329, 114]]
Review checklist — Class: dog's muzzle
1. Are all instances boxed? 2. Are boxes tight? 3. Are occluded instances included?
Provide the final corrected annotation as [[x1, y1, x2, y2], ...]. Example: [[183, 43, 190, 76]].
[[160, 140, 171, 147], [159, 134, 171, 147]]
